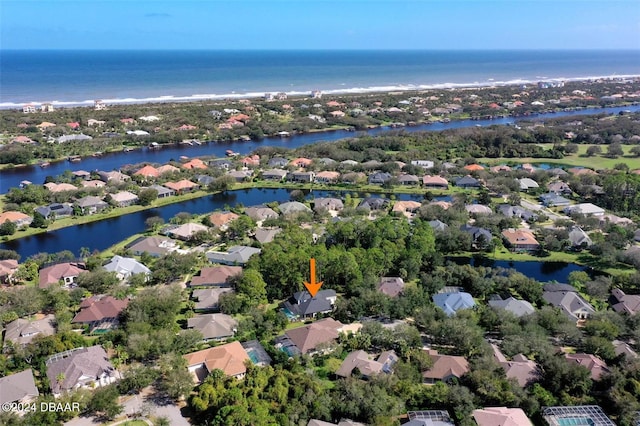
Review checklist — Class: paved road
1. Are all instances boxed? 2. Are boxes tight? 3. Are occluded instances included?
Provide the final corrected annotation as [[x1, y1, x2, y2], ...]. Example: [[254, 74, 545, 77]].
[[520, 199, 569, 222]]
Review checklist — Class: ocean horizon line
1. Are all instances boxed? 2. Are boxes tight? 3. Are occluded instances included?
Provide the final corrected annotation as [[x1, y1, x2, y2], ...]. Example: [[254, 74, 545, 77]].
[[3, 48, 640, 52]]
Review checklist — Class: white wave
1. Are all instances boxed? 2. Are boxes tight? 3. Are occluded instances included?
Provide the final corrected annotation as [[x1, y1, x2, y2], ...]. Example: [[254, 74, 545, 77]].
[[2, 73, 639, 109]]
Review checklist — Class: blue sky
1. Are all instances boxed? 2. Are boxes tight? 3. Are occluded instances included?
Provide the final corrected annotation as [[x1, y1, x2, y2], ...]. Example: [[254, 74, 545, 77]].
[[2, 0, 639, 50]]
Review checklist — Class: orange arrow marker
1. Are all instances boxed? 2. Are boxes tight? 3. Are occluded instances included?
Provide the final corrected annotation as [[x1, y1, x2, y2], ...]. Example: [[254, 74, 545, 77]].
[[304, 258, 323, 297]]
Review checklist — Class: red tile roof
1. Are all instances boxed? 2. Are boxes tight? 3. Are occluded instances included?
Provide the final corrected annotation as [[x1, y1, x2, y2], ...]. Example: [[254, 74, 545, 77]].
[[72, 295, 129, 323]]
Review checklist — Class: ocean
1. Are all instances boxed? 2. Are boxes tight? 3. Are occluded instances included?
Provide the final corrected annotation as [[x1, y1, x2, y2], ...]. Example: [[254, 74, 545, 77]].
[[1, 50, 639, 107]]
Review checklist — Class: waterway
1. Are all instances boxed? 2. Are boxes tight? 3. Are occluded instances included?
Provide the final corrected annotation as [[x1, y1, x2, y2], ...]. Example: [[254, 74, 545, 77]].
[[1, 104, 638, 193]]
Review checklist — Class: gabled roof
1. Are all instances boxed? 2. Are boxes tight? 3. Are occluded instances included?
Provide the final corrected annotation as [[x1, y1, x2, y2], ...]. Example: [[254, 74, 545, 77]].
[[4, 314, 56, 346], [72, 295, 129, 324], [491, 344, 538, 387], [110, 191, 138, 203], [134, 165, 159, 178], [206, 246, 261, 265], [611, 288, 640, 315], [255, 227, 282, 244], [193, 288, 234, 310], [472, 407, 533, 426], [377, 277, 405, 298], [543, 286, 595, 321], [183, 341, 250, 378], [433, 291, 475, 316], [284, 290, 336, 317], [187, 313, 237, 340], [358, 197, 389, 210], [245, 206, 278, 221], [103, 255, 150, 277], [423, 175, 449, 186], [126, 236, 177, 256], [163, 179, 199, 191], [428, 220, 448, 232], [190, 266, 242, 287], [519, 178, 540, 190], [565, 353, 608, 380], [46, 346, 116, 394], [314, 197, 344, 211], [488, 296, 535, 317], [208, 211, 240, 228], [335, 349, 398, 378], [455, 175, 480, 186], [167, 222, 209, 239], [284, 318, 343, 354], [568, 226, 592, 247], [0, 369, 39, 404], [422, 349, 469, 380], [75, 196, 108, 209], [0, 211, 31, 223], [501, 229, 540, 247], [39, 262, 86, 288], [156, 164, 180, 174]]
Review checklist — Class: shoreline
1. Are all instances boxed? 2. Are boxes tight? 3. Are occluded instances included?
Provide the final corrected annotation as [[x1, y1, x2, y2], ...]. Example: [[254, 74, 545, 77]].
[[2, 73, 639, 109]]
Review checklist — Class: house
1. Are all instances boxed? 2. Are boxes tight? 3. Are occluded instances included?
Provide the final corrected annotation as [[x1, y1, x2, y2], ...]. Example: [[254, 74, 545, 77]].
[[502, 229, 540, 252], [498, 205, 537, 221], [491, 344, 538, 387], [71, 170, 91, 180], [94, 100, 107, 110], [398, 174, 420, 185], [466, 204, 493, 215], [0, 259, 19, 284], [262, 169, 288, 181], [156, 164, 180, 175], [542, 406, 615, 426], [196, 175, 215, 186], [71, 295, 129, 333], [547, 181, 572, 194], [540, 193, 571, 207], [428, 220, 448, 232], [206, 246, 261, 266], [255, 227, 282, 244], [127, 236, 179, 257], [491, 165, 512, 173], [163, 179, 199, 194], [404, 411, 455, 426], [315, 171, 341, 184], [433, 291, 475, 316], [190, 266, 242, 287], [368, 172, 392, 185], [455, 176, 481, 188], [392, 201, 422, 218], [488, 296, 535, 317], [35, 203, 74, 219], [227, 170, 253, 182], [74, 196, 108, 215], [518, 178, 540, 191], [209, 159, 232, 170], [148, 184, 175, 198], [313, 198, 344, 212], [44, 182, 78, 193], [134, 165, 159, 179], [80, 180, 107, 189], [282, 290, 337, 320], [423, 175, 449, 189], [472, 407, 533, 426], [39, 262, 86, 289], [341, 160, 359, 167], [22, 104, 37, 113], [11, 135, 35, 144], [165, 222, 209, 240], [0, 211, 32, 227], [276, 318, 346, 356], [56, 133, 92, 143], [564, 203, 605, 217], [568, 167, 597, 176], [565, 353, 608, 380], [422, 349, 469, 384], [568, 226, 592, 248], [411, 160, 434, 169], [377, 277, 405, 298], [97, 170, 130, 183], [610, 288, 640, 315], [279, 201, 312, 215], [288, 171, 315, 183], [109, 191, 139, 207], [187, 313, 238, 342], [208, 211, 239, 230], [46, 346, 119, 396], [4, 314, 56, 346], [335, 350, 398, 378], [543, 284, 595, 325], [464, 164, 484, 172], [184, 341, 251, 383], [0, 370, 39, 407], [245, 206, 279, 222], [291, 157, 313, 168], [192, 288, 234, 311], [358, 197, 390, 211], [460, 224, 492, 247], [268, 157, 289, 167], [613, 340, 638, 359], [103, 255, 150, 280]]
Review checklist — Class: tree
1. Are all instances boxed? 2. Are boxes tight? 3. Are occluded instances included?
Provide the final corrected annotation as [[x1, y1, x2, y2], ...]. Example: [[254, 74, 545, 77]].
[[30, 211, 48, 229], [234, 269, 268, 307], [158, 352, 194, 400], [145, 216, 165, 231], [606, 143, 624, 158], [0, 220, 17, 236], [137, 188, 158, 206], [630, 145, 640, 157], [208, 175, 235, 192], [87, 385, 122, 420], [564, 143, 579, 154], [586, 145, 602, 157], [76, 270, 119, 293]]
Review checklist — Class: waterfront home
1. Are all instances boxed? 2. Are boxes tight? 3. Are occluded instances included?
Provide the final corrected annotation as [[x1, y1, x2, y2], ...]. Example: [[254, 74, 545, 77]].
[[208, 211, 239, 230], [565, 353, 608, 380], [610, 288, 640, 315], [460, 224, 492, 248], [472, 408, 533, 426], [422, 175, 449, 189], [315, 171, 341, 184], [163, 179, 199, 194], [192, 288, 234, 311], [189, 265, 242, 287], [80, 180, 107, 189], [291, 157, 313, 168], [422, 349, 469, 384], [226, 170, 253, 182], [103, 255, 150, 280], [165, 222, 209, 240], [0, 370, 39, 408], [358, 197, 390, 211], [148, 184, 175, 198], [4, 315, 56, 346], [568, 226, 592, 248], [134, 165, 160, 178], [542, 283, 595, 325], [241, 155, 260, 167], [206, 246, 261, 266], [488, 296, 535, 317], [35, 203, 73, 219], [244, 206, 278, 222], [209, 158, 232, 170], [262, 169, 288, 181], [22, 104, 37, 113], [46, 346, 119, 397], [564, 203, 605, 217], [268, 157, 289, 167], [411, 160, 434, 169], [94, 100, 106, 110], [74, 196, 108, 215], [44, 182, 78, 192], [377, 277, 405, 298], [335, 350, 398, 379], [71, 295, 129, 333], [455, 175, 481, 188], [195, 175, 214, 186], [109, 191, 138, 207], [276, 318, 346, 356], [184, 341, 250, 383], [398, 174, 420, 185], [463, 164, 484, 172], [313, 197, 344, 212], [288, 171, 315, 183], [187, 313, 237, 342], [539, 192, 571, 207], [279, 201, 312, 215], [0, 211, 32, 227], [392, 201, 422, 218], [368, 172, 392, 185], [39, 262, 87, 289], [156, 164, 180, 175], [98, 170, 130, 183], [0, 259, 19, 284], [126, 236, 179, 257], [491, 344, 538, 387], [501, 228, 540, 252], [282, 290, 337, 320], [491, 165, 512, 173], [433, 291, 475, 316]]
